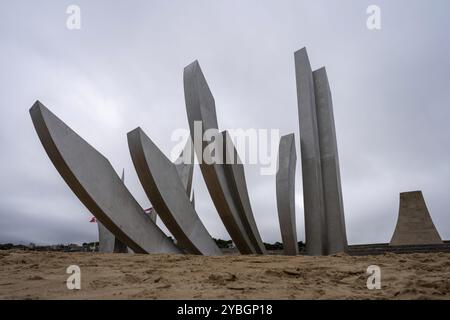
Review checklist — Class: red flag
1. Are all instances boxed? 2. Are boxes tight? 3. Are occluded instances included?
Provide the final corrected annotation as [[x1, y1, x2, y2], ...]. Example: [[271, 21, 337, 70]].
[[144, 207, 154, 214], [89, 217, 97, 223]]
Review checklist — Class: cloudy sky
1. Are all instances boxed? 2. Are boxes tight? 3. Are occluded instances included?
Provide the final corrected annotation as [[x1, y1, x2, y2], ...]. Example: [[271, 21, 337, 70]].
[[1, 0, 449, 246]]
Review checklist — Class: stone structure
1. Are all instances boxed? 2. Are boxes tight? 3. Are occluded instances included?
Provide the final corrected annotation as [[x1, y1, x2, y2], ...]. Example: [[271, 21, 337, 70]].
[[294, 48, 327, 255], [128, 127, 222, 256], [183, 60, 258, 254], [390, 191, 443, 246], [30, 101, 181, 254], [276, 133, 298, 256], [313, 67, 348, 254]]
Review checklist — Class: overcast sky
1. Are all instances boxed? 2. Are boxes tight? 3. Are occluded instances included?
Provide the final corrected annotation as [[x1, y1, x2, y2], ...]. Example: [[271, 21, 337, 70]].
[[1, 0, 449, 246]]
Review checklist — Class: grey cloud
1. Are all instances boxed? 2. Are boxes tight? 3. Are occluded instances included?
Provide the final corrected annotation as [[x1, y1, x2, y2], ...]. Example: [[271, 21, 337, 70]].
[[1, 0, 449, 245]]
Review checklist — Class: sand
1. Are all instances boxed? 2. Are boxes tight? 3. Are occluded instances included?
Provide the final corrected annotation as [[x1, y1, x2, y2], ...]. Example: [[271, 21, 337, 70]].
[[0, 250, 449, 299]]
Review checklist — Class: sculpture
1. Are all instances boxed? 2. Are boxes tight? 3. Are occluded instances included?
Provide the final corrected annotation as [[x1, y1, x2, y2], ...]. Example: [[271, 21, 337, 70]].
[[294, 48, 348, 255], [276, 133, 298, 255], [97, 222, 128, 253], [128, 127, 222, 256], [97, 169, 128, 253], [294, 48, 327, 255], [29, 49, 352, 257], [183, 60, 258, 254], [174, 138, 195, 197], [313, 67, 348, 254], [222, 131, 266, 254], [30, 101, 181, 254]]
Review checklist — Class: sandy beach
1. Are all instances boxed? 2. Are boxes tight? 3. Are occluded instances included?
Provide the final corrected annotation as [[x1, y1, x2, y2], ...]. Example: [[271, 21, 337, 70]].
[[0, 250, 449, 300]]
